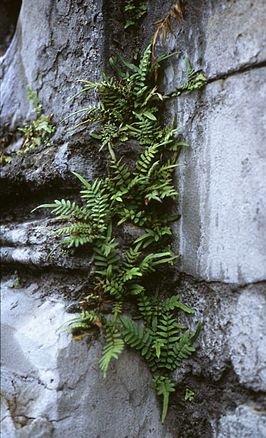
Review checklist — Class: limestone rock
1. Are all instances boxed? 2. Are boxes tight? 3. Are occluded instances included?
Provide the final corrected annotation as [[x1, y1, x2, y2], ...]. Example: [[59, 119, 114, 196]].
[[217, 405, 266, 438], [171, 69, 266, 284], [0, 278, 173, 438], [0, 219, 93, 270], [230, 286, 266, 392]]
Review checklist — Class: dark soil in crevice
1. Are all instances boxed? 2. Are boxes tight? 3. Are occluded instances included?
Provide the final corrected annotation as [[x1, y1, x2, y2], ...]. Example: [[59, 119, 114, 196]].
[[0, 0, 22, 55], [166, 367, 266, 438]]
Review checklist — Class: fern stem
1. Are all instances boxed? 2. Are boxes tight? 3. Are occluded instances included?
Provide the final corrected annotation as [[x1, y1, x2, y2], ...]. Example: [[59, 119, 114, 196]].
[[161, 391, 169, 424]]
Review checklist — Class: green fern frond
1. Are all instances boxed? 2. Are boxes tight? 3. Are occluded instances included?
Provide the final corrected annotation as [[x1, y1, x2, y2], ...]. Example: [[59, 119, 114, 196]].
[[156, 313, 180, 336], [100, 277, 125, 298], [124, 246, 141, 267], [128, 283, 145, 295], [120, 317, 154, 360], [94, 237, 120, 279], [153, 376, 175, 423], [122, 267, 142, 282], [117, 208, 148, 227], [110, 158, 131, 187], [136, 143, 161, 174], [152, 339, 165, 359], [35, 199, 89, 219], [173, 330, 196, 366], [168, 59, 207, 98], [112, 301, 123, 317], [162, 295, 194, 314], [144, 312, 186, 373], [56, 222, 95, 248], [132, 44, 152, 96], [137, 294, 154, 324], [67, 310, 103, 332], [77, 176, 110, 232], [144, 179, 178, 203], [140, 251, 177, 274], [124, 0, 147, 29], [100, 327, 125, 377], [134, 226, 172, 249]]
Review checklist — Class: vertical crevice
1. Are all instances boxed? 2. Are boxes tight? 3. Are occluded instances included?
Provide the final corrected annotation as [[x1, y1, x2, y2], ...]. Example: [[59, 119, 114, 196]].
[[102, 0, 142, 72], [0, 0, 22, 56]]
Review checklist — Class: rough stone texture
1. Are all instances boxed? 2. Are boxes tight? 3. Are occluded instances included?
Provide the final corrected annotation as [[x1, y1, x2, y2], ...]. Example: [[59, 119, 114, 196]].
[[156, 0, 266, 79], [0, 219, 93, 270], [229, 285, 266, 392], [217, 405, 266, 438], [204, 0, 266, 78], [1, 0, 266, 437], [169, 69, 266, 284], [0, 142, 98, 200], [162, 0, 266, 284], [176, 277, 266, 387], [1, 278, 172, 438], [0, 0, 106, 201], [0, 0, 104, 136]]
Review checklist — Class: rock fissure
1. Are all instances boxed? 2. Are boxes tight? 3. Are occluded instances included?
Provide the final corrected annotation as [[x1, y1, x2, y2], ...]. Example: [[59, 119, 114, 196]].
[[206, 59, 266, 85]]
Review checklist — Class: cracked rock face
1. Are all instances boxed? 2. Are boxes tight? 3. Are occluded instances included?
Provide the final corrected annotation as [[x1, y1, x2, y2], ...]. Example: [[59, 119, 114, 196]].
[[1, 0, 266, 437]]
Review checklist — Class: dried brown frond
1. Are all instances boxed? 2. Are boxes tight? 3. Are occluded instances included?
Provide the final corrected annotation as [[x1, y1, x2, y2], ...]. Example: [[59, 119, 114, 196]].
[[151, 1, 183, 78]]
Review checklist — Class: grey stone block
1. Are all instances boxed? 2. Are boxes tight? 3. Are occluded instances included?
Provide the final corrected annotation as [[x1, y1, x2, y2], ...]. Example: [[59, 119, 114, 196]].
[[0, 220, 93, 270], [0, 0, 104, 143], [170, 68, 266, 284], [160, 0, 266, 80], [230, 285, 266, 392], [0, 278, 173, 438], [173, 278, 235, 381], [204, 0, 266, 78], [175, 278, 266, 394], [217, 405, 266, 438]]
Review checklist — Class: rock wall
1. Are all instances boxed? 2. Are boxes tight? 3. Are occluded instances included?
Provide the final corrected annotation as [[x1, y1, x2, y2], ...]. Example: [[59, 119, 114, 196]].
[[1, 1, 266, 437]]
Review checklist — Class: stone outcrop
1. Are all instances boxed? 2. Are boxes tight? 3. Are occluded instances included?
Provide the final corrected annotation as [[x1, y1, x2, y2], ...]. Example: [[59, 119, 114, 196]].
[[1, 1, 266, 437]]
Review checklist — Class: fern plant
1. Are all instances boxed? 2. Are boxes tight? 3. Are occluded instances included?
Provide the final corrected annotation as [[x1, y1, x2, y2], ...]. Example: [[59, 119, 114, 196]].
[[17, 86, 55, 155], [120, 294, 201, 422], [123, 0, 147, 29], [168, 58, 207, 97], [36, 17, 206, 422], [1, 87, 55, 165]]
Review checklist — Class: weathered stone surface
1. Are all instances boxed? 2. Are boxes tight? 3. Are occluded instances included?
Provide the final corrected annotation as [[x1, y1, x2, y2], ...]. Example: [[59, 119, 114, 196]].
[[1, 278, 173, 438], [0, 0, 106, 200], [159, 0, 266, 80], [174, 277, 266, 392], [169, 68, 266, 284], [161, 0, 266, 285], [204, 0, 266, 78], [217, 405, 266, 438], [174, 278, 234, 382], [0, 219, 93, 270], [0, 142, 98, 199], [230, 285, 266, 392], [0, 0, 104, 139]]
